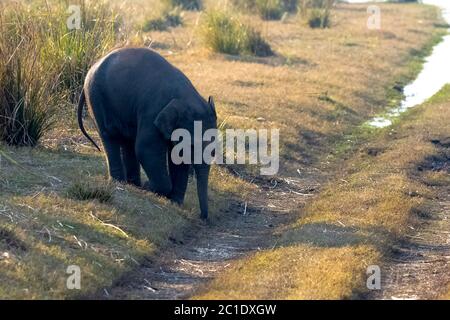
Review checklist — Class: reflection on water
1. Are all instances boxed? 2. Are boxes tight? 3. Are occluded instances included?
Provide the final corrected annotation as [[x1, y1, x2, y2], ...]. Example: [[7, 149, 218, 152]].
[[346, 1, 450, 128]]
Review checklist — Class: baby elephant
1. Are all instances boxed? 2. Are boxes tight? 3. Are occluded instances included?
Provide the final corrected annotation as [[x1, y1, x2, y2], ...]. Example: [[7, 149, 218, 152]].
[[77, 47, 217, 219]]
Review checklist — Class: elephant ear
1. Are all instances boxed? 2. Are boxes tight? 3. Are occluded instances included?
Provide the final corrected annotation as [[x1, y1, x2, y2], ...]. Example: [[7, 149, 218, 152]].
[[154, 99, 183, 140], [208, 96, 217, 119]]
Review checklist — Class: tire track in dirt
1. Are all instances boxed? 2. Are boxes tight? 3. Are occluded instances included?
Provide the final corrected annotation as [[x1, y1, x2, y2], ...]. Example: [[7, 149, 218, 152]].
[[104, 170, 323, 300]]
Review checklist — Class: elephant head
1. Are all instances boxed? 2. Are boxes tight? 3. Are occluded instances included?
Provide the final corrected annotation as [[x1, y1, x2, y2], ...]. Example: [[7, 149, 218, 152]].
[[154, 95, 217, 220]]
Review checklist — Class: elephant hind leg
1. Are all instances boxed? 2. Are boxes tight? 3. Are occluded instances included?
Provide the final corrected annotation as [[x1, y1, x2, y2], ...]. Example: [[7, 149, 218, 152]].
[[121, 142, 141, 187], [102, 137, 125, 182]]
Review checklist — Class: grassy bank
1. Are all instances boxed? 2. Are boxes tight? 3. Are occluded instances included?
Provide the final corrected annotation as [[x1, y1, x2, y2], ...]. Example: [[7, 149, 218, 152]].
[[0, 146, 248, 298], [0, 0, 445, 299], [195, 85, 450, 299]]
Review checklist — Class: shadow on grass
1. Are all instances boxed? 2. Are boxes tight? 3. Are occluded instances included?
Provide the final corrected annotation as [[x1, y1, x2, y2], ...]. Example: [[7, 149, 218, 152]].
[[277, 222, 393, 249], [222, 52, 312, 67]]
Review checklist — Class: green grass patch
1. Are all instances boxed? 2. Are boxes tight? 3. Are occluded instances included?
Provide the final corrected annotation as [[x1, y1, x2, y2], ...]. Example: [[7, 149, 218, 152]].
[[66, 180, 114, 203], [298, 0, 335, 28], [162, 0, 202, 10], [425, 84, 450, 105], [0, 6, 58, 146], [142, 8, 183, 32], [307, 7, 331, 28], [0, 1, 119, 146], [232, 0, 298, 20], [201, 10, 273, 57]]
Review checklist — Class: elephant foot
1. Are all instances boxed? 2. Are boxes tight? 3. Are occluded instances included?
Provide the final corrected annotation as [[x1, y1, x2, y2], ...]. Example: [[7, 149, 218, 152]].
[[199, 216, 210, 225], [127, 178, 142, 188], [170, 198, 184, 206], [143, 181, 171, 198], [169, 192, 185, 206]]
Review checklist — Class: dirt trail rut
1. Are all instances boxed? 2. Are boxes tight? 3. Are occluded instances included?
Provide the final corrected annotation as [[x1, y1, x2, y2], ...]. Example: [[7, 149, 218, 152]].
[[104, 147, 450, 300], [369, 145, 450, 300], [370, 190, 450, 300], [106, 170, 322, 299]]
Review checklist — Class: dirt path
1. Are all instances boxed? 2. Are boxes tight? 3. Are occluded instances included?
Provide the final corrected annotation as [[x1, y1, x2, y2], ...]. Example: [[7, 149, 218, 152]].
[[368, 144, 450, 300], [103, 148, 449, 300], [106, 169, 323, 300], [369, 190, 450, 300]]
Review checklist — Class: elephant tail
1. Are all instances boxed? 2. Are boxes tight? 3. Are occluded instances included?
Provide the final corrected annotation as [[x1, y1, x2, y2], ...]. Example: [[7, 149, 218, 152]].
[[77, 90, 101, 152]]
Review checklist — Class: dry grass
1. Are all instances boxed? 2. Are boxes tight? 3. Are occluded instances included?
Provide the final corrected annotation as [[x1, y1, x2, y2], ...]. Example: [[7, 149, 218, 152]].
[[442, 288, 450, 300], [142, 8, 183, 32], [55, 1, 444, 175], [196, 245, 379, 299], [0, 146, 250, 299], [0, 0, 446, 299], [150, 2, 444, 174], [195, 85, 450, 300]]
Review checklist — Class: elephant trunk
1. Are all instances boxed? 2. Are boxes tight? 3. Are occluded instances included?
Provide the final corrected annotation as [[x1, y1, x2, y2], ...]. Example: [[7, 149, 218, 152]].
[[194, 164, 210, 220]]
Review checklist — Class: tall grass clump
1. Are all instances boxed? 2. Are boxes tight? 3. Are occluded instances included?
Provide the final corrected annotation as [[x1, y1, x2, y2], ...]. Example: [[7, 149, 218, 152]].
[[231, 0, 298, 20], [66, 180, 114, 203], [282, 0, 299, 12], [0, 6, 58, 147], [299, 0, 334, 28], [254, 0, 284, 20], [307, 7, 331, 28], [201, 10, 273, 57], [41, 1, 120, 102], [162, 0, 202, 11], [0, 1, 121, 146], [142, 7, 183, 32]]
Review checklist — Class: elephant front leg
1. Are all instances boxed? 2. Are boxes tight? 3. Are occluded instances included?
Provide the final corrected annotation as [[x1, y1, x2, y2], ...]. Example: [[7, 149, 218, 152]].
[[136, 143, 172, 197], [168, 161, 190, 205]]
